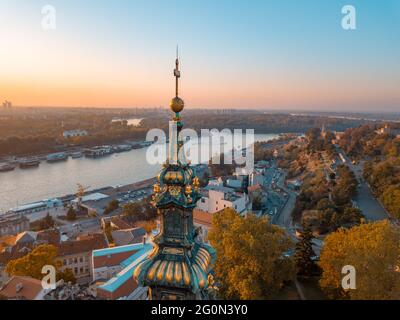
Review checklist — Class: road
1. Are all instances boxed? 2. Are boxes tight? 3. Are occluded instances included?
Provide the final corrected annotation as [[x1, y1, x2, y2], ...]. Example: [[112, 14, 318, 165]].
[[272, 171, 296, 227], [269, 170, 302, 248], [334, 146, 388, 221]]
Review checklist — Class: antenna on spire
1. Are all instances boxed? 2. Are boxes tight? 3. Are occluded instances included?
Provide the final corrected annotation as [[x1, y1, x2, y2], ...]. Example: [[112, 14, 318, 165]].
[[174, 46, 181, 97]]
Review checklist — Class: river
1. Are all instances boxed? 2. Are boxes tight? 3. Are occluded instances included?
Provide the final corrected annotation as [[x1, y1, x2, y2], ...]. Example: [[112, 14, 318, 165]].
[[0, 133, 280, 212]]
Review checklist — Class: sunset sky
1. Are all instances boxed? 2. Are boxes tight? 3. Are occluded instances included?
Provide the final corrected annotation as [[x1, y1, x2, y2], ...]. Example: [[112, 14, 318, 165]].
[[0, 0, 399, 111]]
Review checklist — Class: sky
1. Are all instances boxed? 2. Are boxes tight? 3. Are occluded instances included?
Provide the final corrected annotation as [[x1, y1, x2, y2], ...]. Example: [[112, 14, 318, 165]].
[[0, 0, 399, 111]]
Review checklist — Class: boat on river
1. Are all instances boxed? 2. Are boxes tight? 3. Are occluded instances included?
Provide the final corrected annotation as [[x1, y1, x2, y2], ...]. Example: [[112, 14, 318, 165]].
[[19, 157, 40, 169], [0, 162, 16, 172], [46, 152, 68, 163]]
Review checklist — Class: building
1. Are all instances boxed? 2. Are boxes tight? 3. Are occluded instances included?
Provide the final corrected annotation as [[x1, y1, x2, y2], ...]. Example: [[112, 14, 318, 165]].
[[375, 124, 400, 138], [321, 124, 327, 138], [92, 243, 152, 300], [63, 129, 88, 138], [226, 178, 242, 189], [0, 276, 52, 300], [0, 213, 29, 237], [247, 184, 263, 199], [109, 216, 135, 230], [2, 100, 12, 109], [193, 209, 213, 243], [132, 55, 215, 300], [101, 215, 135, 231], [208, 177, 224, 187], [72, 192, 110, 215], [249, 171, 265, 187], [0, 229, 61, 285], [196, 185, 250, 215], [57, 233, 108, 283], [111, 227, 146, 247], [0, 229, 61, 257], [9, 199, 63, 216]]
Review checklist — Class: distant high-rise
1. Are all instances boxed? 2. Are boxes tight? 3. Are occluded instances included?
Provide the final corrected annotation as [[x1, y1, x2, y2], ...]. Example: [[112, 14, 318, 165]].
[[2, 100, 12, 109], [133, 54, 215, 300]]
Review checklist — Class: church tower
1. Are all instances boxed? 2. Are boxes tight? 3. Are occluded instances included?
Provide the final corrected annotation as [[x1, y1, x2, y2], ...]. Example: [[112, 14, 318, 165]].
[[133, 53, 215, 300]]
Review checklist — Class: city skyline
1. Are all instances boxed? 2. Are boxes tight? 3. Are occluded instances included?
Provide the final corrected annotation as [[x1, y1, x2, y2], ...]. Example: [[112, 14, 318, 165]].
[[1, 0, 400, 111]]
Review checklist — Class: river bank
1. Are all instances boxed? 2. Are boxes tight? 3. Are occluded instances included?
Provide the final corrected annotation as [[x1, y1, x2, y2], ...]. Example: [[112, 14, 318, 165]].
[[0, 133, 281, 212]]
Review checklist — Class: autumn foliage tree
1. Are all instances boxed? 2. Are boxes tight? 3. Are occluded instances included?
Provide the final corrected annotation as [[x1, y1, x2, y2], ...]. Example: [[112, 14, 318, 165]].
[[319, 221, 400, 300], [6, 244, 76, 284], [208, 208, 295, 300], [381, 185, 400, 219], [294, 226, 319, 279], [66, 206, 77, 221], [6, 244, 59, 280], [57, 268, 77, 284]]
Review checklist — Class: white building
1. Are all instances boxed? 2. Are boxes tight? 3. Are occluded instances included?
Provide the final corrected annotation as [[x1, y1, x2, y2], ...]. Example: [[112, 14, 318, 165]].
[[2, 100, 12, 109], [9, 199, 63, 215], [0, 213, 30, 237], [207, 177, 224, 187], [249, 171, 265, 187], [63, 129, 88, 138], [196, 185, 250, 215], [375, 125, 400, 138], [92, 243, 153, 300]]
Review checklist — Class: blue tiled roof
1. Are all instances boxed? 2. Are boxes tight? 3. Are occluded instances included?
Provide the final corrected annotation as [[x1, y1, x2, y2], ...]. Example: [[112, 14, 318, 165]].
[[93, 243, 146, 257], [97, 243, 153, 293]]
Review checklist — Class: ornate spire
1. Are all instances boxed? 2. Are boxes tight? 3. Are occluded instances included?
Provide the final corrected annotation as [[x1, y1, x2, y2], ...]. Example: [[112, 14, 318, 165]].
[[132, 54, 215, 300], [170, 48, 184, 114]]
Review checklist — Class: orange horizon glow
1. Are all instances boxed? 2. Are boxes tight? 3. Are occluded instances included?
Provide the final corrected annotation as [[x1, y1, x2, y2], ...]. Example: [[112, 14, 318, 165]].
[[1, 1, 399, 111]]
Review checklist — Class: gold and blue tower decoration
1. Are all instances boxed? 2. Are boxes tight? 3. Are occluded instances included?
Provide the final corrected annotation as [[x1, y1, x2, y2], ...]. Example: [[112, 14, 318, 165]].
[[133, 52, 215, 300]]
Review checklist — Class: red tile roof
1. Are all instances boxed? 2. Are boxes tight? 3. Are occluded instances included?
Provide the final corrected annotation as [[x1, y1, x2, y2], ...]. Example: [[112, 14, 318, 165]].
[[93, 250, 138, 269], [0, 276, 43, 300], [193, 209, 213, 228], [110, 216, 134, 230], [58, 233, 108, 257]]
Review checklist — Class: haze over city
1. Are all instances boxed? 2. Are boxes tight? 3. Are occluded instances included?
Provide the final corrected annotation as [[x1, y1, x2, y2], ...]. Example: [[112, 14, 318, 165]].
[[1, 0, 399, 111]]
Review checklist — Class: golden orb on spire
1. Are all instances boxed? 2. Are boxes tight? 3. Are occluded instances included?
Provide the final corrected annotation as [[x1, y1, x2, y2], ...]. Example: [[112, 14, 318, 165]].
[[170, 48, 184, 113], [170, 96, 185, 113]]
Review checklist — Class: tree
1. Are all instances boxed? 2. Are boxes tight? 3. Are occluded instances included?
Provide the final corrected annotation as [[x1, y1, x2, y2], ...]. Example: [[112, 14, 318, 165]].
[[123, 197, 157, 221], [66, 206, 77, 221], [252, 193, 263, 210], [342, 207, 363, 225], [57, 268, 76, 284], [104, 199, 119, 215], [381, 185, 400, 219], [294, 226, 318, 279], [123, 202, 143, 219], [208, 208, 295, 300], [6, 245, 59, 280], [319, 221, 400, 300], [141, 196, 158, 220], [39, 213, 55, 230], [104, 221, 114, 245]]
